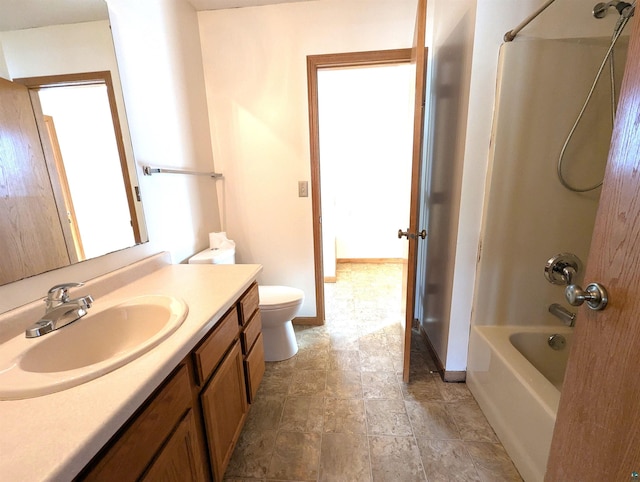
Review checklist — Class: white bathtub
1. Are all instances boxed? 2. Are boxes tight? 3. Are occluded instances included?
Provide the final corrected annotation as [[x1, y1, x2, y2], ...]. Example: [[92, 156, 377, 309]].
[[467, 325, 573, 482]]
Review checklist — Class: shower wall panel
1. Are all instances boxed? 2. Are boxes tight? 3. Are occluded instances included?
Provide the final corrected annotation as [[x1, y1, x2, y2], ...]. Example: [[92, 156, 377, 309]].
[[473, 37, 627, 327]]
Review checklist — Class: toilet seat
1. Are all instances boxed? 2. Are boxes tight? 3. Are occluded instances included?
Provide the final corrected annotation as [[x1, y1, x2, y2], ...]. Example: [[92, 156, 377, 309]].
[[258, 286, 304, 311]]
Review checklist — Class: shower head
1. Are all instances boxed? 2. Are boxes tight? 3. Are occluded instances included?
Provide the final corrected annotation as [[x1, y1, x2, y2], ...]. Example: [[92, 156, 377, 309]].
[[593, 1, 634, 18]]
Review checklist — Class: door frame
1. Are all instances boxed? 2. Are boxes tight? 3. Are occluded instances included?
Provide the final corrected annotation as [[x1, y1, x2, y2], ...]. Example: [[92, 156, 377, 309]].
[[306, 48, 413, 326], [15, 71, 142, 246]]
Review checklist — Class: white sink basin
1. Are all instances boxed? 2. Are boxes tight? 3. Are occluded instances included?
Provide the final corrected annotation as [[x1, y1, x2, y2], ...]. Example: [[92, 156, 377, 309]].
[[0, 295, 188, 400]]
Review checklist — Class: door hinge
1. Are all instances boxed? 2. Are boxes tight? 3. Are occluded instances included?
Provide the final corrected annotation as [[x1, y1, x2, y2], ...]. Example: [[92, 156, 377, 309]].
[[134, 186, 141, 202]]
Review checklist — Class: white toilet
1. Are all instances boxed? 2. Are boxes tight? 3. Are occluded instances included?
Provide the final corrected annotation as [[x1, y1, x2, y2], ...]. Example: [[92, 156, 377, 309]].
[[188, 247, 303, 361]]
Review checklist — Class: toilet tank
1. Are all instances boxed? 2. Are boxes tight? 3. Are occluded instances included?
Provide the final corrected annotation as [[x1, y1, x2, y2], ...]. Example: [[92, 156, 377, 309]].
[[188, 247, 236, 265]]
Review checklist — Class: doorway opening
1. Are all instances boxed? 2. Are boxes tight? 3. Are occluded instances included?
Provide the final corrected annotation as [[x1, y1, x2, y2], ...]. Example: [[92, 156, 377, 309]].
[[307, 49, 414, 328], [15, 71, 141, 261]]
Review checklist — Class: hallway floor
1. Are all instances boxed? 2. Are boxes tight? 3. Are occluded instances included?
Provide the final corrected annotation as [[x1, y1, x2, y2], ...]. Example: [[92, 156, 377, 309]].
[[224, 262, 522, 481]]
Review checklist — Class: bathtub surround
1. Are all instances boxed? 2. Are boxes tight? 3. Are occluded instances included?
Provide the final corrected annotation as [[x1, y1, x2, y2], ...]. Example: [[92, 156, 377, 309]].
[[468, 326, 572, 482], [466, 19, 629, 482]]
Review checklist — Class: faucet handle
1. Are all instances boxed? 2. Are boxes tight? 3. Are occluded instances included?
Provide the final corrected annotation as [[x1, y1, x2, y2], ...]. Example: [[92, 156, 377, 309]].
[[46, 282, 85, 304]]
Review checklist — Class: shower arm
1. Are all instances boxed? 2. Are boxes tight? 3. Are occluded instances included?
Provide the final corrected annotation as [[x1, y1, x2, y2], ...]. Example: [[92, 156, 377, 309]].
[[504, 0, 557, 42]]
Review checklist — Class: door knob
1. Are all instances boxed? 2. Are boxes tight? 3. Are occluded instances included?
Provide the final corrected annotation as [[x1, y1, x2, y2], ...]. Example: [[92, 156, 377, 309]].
[[398, 229, 427, 240], [565, 282, 608, 311]]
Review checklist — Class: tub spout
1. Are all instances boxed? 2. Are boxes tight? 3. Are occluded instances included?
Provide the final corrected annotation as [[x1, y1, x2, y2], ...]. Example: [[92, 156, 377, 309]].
[[549, 303, 576, 327]]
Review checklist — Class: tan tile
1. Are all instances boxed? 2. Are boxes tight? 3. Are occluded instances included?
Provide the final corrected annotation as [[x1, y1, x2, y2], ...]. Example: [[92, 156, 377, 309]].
[[405, 400, 461, 440], [465, 442, 523, 481], [296, 331, 331, 351], [438, 381, 474, 402], [400, 372, 445, 402], [288, 369, 326, 397], [244, 395, 285, 432], [279, 397, 324, 433], [225, 430, 277, 479], [258, 369, 294, 397], [362, 371, 403, 400], [368, 435, 426, 481], [324, 398, 367, 434], [326, 370, 363, 398], [295, 350, 330, 370], [319, 433, 371, 481], [224, 478, 265, 482], [365, 399, 413, 436], [447, 400, 499, 443], [266, 432, 322, 480], [359, 333, 388, 353], [360, 350, 396, 372], [416, 438, 481, 482], [327, 350, 361, 370]]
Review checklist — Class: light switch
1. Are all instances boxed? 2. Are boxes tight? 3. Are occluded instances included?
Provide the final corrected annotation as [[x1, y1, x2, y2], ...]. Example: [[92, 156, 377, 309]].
[[298, 181, 309, 197]]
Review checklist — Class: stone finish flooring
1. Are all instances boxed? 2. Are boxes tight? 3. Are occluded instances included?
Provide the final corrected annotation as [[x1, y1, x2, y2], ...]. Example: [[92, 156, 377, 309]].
[[224, 263, 522, 481]]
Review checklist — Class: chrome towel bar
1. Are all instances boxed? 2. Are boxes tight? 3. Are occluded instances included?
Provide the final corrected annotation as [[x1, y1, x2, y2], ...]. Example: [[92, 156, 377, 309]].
[[142, 165, 223, 179]]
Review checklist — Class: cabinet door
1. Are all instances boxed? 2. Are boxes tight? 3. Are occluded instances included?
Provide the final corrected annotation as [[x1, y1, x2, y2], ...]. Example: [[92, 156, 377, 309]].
[[141, 410, 207, 482], [200, 340, 248, 481]]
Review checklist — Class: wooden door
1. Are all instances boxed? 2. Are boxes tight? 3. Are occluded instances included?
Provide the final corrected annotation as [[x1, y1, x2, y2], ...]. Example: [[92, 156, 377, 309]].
[[141, 411, 207, 482], [43, 115, 85, 261], [0, 77, 69, 284], [545, 17, 640, 481], [401, 0, 428, 382], [200, 340, 248, 481]]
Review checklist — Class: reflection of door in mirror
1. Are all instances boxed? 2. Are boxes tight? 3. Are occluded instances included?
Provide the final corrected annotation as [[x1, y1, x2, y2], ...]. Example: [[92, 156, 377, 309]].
[[17, 71, 142, 260], [0, 77, 70, 284], [43, 115, 85, 261]]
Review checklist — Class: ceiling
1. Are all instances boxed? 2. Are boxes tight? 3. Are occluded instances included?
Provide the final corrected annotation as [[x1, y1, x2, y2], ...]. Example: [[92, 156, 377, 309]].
[[188, 0, 315, 10], [0, 0, 315, 32]]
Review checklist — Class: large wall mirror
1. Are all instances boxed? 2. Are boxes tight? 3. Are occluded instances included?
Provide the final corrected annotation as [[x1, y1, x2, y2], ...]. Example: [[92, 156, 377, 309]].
[[0, 0, 148, 286]]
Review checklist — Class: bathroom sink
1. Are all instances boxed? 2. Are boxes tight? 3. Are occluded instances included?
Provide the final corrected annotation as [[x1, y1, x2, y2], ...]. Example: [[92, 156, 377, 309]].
[[0, 295, 188, 400]]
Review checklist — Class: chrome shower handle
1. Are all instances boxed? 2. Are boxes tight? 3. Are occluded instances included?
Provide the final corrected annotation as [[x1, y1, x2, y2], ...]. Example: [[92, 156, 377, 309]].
[[565, 283, 609, 311]]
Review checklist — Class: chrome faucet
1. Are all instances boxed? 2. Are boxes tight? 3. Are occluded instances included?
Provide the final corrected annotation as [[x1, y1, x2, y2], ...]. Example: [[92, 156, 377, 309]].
[[548, 303, 576, 327], [25, 282, 94, 338]]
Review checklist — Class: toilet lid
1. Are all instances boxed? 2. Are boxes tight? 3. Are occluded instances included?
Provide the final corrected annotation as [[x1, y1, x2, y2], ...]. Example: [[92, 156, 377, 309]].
[[258, 285, 304, 310]]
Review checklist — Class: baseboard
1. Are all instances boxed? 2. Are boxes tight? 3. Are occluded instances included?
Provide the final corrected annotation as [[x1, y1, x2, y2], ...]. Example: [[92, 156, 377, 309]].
[[337, 258, 405, 264], [443, 371, 466, 382], [293, 316, 323, 326], [324, 276, 337, 283], [418, 324, 466, 382]]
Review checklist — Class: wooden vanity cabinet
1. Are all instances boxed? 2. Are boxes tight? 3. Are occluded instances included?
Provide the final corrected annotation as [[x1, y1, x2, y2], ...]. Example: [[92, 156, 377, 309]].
[[237, 283, 265, 403], [199, 340, 247, 481], [191, 304, 248, 481], [77, 363, 207, 482], [77, 284, 265, 482]]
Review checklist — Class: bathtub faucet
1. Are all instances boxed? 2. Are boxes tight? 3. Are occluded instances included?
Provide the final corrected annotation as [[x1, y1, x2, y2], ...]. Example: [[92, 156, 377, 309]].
[[549, 303, 576, 327]]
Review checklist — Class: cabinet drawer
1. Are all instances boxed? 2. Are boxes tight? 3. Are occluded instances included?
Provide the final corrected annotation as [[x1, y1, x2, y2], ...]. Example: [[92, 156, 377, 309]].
[[193, 307, 239, 385], [80, 364, 192, 481], [244, 333, 265, 403], [238, 283, 259, 326], [241, 310, 262, 354]]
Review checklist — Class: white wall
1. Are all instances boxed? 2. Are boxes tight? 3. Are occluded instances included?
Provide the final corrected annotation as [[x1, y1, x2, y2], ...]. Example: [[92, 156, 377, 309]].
[[198, 0, 418, 317], [0, 0, 220, 314], [318, 65, 413, 264]]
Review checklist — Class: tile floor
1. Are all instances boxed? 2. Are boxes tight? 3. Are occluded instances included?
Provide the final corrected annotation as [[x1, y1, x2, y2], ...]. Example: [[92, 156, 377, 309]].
[[224, 263, 522, 482]]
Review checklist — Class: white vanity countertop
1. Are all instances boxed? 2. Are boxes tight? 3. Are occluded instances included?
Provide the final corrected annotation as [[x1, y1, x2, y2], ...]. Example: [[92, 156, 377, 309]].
[[0, 262, 262, 482]]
